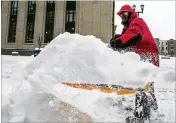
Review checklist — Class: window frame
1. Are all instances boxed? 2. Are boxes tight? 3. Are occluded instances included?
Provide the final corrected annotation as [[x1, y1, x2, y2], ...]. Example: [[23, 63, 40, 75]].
[[7, 1, 18, 43], [65, 1, 76, 34], [44, 1, 55, 44], [25, 1, 36, 44]]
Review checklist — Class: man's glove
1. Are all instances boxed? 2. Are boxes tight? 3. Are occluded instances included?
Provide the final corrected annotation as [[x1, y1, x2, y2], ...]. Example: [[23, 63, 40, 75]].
[[110, 34, 121, 48], [110, 39, 124, 49], [110, 34, 121, 42], [110, 34, 124, 49], [114, 34, 121, 38]]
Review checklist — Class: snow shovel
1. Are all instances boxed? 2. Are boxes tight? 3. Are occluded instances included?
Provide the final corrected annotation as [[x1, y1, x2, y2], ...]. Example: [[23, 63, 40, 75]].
[[62, 81, 152, 95], [62, 81, 158, 123]]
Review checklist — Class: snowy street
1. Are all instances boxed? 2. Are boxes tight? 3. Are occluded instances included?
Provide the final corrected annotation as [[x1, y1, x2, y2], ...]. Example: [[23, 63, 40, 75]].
[[1, 33, 176, 122]]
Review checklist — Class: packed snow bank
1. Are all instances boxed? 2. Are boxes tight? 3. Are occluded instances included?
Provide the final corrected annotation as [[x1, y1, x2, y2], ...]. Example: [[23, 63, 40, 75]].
[[1, 34, 175, 122], [24, 32, 158, 91], [15, 33, 159, 122]]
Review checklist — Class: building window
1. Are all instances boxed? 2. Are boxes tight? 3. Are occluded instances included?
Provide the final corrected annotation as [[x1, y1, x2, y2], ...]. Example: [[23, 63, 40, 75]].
[[8, 1, 18, 43], [65, 1, 76, 33], [171, 51, 174, 56], [44, 1, 55, 43], [25, 1, 36, 43], [170, 46, 174, 49]]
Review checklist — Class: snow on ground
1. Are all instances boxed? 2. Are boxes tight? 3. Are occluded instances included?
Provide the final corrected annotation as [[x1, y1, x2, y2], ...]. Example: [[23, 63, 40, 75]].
[[1, 33, 176, 122]]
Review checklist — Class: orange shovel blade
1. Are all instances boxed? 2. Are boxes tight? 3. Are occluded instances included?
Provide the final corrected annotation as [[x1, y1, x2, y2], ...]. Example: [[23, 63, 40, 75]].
[[62, 82, 136, 95]]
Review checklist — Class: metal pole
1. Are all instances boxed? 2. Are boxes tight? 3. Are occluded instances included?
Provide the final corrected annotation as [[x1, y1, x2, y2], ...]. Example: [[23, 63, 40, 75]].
[[112, 0, 115, 38]]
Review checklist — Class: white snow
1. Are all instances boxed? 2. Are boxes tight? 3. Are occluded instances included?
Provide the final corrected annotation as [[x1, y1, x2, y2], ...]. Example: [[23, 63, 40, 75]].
[[1, 33, 175, 122], [24, 33, 158, 89], [35, 48, 44, 50]]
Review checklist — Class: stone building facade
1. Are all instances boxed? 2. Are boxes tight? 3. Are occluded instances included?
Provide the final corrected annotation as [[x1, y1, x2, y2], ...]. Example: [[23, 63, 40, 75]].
[[167, 39, 176, 57], [159, 40, 168, 56], [156, 38, 176, 57], [1, 1, 114, 52]]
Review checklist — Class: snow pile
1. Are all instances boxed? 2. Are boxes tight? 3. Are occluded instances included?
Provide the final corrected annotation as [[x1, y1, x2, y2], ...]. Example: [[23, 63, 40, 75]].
[[21, 32, 158, 121], [1, 33, 175, 122], [24, 32, 157, 92]]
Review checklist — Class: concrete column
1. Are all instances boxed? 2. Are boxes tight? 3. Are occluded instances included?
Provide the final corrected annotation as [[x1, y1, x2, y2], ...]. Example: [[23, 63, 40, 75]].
[[76, 1, 112, 42], [75, 1, 80, 33], [92, 1, 101, 38], [53, 1, 66, 38], [81, 1, 93, 35], [33, 1, 46, 48], [1, 1, 11, 48], [76, 1, 83, 34], [100, 1, 113, 42], [16, 1, 28, 49]]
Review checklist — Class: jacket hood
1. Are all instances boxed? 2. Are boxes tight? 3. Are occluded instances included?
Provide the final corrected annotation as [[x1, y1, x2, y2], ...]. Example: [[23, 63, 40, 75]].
[[117, 4, 137, 22]]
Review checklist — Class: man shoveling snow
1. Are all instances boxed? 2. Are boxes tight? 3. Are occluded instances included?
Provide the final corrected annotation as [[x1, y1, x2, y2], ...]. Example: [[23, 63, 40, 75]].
[[110, 4, 159, 67], [108, 4, 159, 122], [62, 4, 159, 122]]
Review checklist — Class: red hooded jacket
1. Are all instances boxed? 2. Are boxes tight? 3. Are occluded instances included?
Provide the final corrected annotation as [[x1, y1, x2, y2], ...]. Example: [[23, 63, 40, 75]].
[[116, 5, 159, 67]]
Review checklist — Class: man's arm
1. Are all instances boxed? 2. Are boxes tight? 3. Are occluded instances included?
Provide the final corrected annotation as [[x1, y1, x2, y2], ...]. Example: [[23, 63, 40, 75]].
[[115, 19, 144, 48], [121, 34, 142, 47]]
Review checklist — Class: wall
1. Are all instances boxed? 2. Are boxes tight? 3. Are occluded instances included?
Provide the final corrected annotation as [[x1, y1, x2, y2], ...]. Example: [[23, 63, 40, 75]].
[[1, 1, 113, 50]]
